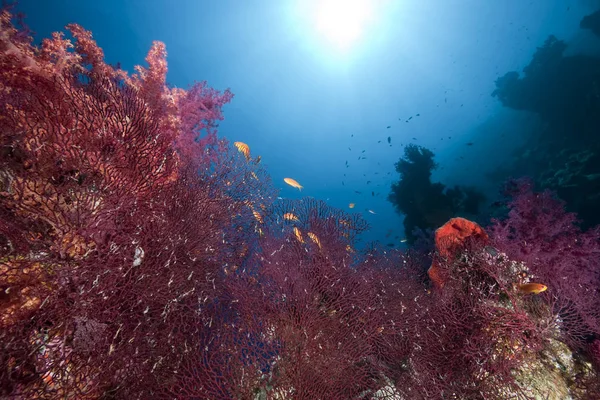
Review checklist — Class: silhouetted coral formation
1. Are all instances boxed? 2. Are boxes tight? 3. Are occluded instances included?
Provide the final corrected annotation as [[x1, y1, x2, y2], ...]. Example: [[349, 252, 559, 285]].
[[581, 9, 600, 37], [491, 19, 600, 229], [388, 144, 485, 244]]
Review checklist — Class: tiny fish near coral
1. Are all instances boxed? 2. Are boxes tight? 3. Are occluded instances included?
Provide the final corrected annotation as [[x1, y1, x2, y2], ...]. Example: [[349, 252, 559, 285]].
[[284, 178, 303, 191], [518, 282, 548, 295]]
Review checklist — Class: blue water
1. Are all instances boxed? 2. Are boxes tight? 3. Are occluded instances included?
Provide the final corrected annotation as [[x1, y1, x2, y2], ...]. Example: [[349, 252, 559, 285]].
[[17, 0, 600, 248]]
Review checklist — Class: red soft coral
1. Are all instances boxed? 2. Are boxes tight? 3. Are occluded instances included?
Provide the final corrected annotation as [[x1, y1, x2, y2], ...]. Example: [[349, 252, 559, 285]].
[[489, 179, 600, 350]]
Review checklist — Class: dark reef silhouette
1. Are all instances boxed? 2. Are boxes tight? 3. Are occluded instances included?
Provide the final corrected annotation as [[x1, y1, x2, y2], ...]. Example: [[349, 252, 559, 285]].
[[387, 144, 485, 244], [490, 12, 600, 230]]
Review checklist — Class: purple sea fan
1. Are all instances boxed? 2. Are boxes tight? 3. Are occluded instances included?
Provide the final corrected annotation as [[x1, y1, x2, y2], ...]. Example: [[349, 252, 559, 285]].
[[488, 178, 600, 350]]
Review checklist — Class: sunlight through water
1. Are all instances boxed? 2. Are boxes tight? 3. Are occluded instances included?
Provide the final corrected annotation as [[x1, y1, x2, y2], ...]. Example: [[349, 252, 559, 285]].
[[308, 0, 377, 51]]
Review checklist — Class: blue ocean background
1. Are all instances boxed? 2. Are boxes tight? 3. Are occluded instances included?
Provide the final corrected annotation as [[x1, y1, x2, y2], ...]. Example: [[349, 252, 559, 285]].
[[17, 0, 600, 249]]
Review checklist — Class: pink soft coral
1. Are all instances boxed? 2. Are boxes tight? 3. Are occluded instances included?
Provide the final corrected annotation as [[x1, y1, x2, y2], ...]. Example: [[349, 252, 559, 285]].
[[489, 179, 600, 349]]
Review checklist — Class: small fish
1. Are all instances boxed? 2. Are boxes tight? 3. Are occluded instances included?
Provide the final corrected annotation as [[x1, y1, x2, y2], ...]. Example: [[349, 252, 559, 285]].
[[371, 191, 374, 197], [408, 116, 413, 121], [277, 197, 283, 200], [283, 212, 299, 222], [416, 113, 420, 116], [368, 209, 376, 214], [354, 191, 362, 194], [234, 142, 251, 161], [348, 147, 351, 151], [518, 283, 547, 295], [387, 137, 391, 144], [412, 137, 417, 140], [284, 178, 303, 191], [252, 209, 263, 223], [378, 140, 381, 143], [254, 155, 262, 164], [293, 227, 304, 243], [250, 171, 259, 180], [366, 181, 371, 184], [386, 126, 391, 129], [349, 203, 355, 209], [387, 243, 394, 247], [307, 232, 321, 249], [345, 244, 355, 253], [400, 238, 407, 243], [361, 150, 366, 153], [466, 142, 473, 146]]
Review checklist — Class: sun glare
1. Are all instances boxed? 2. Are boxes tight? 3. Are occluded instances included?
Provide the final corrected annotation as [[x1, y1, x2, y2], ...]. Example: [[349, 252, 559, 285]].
[[313, 0, 375, 50]]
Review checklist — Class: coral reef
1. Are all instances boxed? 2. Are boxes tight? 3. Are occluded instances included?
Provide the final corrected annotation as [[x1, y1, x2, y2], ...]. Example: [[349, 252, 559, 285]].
[[0, 10, 599, 400], [581, 9, 600, 38], [388, 144, 485, 244], [490, 20, 600, 229]]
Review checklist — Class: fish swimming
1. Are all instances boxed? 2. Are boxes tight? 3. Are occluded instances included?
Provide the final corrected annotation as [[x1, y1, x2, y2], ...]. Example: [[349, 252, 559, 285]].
[[518, 283, 547, 295], [283, 212, 299, 222], [293, 227, 304, 243], [307, 232, 321, 249], [284, 178, 303, 191], [234, 142, 251, 161]]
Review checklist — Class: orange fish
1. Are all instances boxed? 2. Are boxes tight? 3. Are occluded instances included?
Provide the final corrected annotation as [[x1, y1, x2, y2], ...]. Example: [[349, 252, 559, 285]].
[[283, 212, 299, 222], [252, 209, 263, 223], [349, 203, 355, 209], [518, 283, 547, 295], [307, 232, 321, 249], [293, 227, 304, 243], [234, 142, 251, 161], [284, 178, 303, 191]]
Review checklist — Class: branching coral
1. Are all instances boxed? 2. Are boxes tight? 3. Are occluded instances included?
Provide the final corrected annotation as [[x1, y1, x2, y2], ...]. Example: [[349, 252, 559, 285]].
[[0, 9, 244, 398], [388, 144, 485, 244], [1, 8, 599, 400]]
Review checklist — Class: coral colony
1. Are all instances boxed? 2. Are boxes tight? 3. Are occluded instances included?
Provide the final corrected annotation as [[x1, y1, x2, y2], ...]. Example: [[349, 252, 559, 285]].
[[1, 10, 599, 400]]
